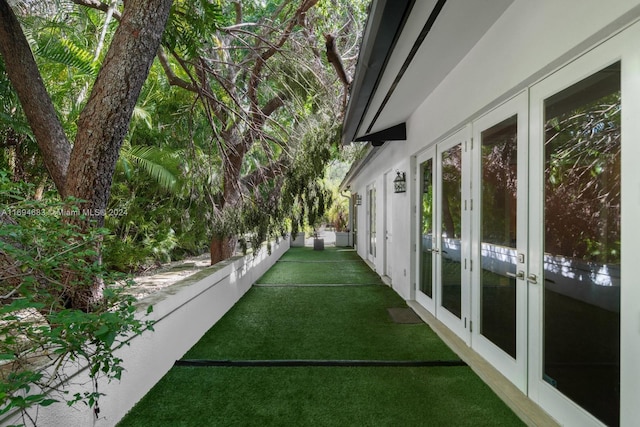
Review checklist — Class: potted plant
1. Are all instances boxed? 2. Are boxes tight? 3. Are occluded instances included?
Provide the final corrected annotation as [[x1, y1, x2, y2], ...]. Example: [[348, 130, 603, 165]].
[[290, 231, 306, 247], [312, 228, 324, 251], [334, 210, 350, 247]]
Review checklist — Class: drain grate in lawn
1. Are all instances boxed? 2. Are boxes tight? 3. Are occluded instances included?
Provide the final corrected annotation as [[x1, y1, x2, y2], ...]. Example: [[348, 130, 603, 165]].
[[387, 307, 423, 324]]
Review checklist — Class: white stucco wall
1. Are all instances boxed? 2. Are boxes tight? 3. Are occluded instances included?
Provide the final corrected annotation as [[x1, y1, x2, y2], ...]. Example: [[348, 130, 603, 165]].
[[350, 142, 413, 300], [407, 0, 640, 155], [0, 239, 289, 427]]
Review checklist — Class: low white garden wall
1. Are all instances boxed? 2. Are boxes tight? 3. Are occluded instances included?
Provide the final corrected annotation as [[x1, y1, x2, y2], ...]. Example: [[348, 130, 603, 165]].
[[1, 238, 290, 427]]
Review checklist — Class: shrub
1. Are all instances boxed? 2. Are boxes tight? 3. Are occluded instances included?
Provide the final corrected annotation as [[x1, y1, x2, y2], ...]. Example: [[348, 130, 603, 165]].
[[0, 178, 153, 426]]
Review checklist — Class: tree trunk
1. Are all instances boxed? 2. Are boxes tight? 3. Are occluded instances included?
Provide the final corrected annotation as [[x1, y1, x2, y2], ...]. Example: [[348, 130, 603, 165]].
[[64, 0, 173, 309], [0, 0, 71, 192], [210, 236, 237, 266], [0, 0, 173, 310], [209, 129, 244, 265], [65, 0, 173, 226]]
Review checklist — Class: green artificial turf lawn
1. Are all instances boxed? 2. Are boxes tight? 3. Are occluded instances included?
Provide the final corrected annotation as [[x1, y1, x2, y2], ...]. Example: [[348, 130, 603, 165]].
[[119, 366, 524, 427], [184, 286, 457, 361], [257, 249, 382, 285], [118, 247, 524, 426], [278, 246, 363, 262]]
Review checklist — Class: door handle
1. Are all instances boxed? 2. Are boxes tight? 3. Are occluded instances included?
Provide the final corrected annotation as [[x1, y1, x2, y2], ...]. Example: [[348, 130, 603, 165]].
[[426, 248, 440, 254], [506, 270, 525, 280], [527, 274, 538, 284]]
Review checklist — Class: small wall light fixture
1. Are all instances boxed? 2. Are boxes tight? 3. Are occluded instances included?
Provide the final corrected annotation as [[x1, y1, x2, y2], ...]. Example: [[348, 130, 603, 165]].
[[355, 194, 362, 205], [393, 171, 406, 194]]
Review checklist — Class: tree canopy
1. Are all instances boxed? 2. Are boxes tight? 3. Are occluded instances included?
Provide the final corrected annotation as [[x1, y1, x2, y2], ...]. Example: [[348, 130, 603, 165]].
[[0, 0, 368, 419]]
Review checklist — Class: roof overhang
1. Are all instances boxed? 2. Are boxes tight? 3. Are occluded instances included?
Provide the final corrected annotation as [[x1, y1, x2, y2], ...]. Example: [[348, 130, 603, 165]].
[[342, 0, 515, 145], [341, 0, 415, 146], [354, 122, 406, 146]]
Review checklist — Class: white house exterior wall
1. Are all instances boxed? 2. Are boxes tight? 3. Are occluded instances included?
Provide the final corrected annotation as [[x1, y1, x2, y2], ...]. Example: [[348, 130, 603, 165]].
[[407, 0, 640, 157], [348, 1, 640, 425], [350, 142, 413, 299]]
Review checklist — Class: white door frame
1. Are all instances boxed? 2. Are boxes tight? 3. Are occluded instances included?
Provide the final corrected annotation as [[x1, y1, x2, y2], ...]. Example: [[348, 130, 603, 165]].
[[435, 126, 472, 344], [366, 183, 376, 263], [527, 25, 635, 426], [470, 91, 528, 392], [415, 148, 437, 313], [383, 170, 394, 282]]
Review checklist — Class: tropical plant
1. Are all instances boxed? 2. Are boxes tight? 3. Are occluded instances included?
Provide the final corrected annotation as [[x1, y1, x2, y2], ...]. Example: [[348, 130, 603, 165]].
[[150, 0, 367, 264], [0, 175, 153, 424]]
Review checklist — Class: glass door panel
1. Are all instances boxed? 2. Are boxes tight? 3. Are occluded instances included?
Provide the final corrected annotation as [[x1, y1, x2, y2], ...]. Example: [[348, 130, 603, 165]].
[[542, 62, 621, 427], [368, 186, 376, 261], [418, 156, 435, 308], [440, 143, 463, 319], [472, 92, 528, 392], [480, 116, 518, 359]]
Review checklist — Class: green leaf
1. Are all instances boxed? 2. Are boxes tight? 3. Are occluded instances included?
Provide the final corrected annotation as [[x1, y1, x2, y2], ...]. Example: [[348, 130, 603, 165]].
[[40, 399, 59, 407], [35, 36, 98, 76]]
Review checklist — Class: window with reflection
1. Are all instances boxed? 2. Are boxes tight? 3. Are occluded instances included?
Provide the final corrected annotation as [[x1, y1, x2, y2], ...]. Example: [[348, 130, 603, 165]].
[[480, 116, 518, 358], [441, 144, 462, 318], [369, 188, 376, 257], [419, 159, 434, 298], [543, 62, 620, 426]]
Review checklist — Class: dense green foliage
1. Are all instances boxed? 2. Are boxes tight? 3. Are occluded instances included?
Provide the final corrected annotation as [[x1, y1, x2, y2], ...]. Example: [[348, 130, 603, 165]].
[[0, 0, 368, 421], [0, 0, 368, 270], [0, 175, 153, 424]]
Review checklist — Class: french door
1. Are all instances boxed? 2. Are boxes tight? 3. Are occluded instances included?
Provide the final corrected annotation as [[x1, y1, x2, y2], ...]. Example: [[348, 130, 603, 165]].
[[416, 127, 471, 343], [413, 24, 634, 425], [528, 53, 623, 427], [367, 184, 376, 263], [416, 148, 436, 313], [470, 92, 529, 392]]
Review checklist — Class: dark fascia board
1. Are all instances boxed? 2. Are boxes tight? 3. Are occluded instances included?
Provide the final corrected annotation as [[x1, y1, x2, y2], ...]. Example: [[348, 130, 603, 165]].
[[354, 122, 406, 146], [341, 0, 415, 145], [338, 145, 380, 192]]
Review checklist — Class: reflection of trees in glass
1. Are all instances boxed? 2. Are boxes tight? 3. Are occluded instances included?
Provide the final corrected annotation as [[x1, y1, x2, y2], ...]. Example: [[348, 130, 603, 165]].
[[545, 93, 620, 264], [441, 145, 462, 238], [421, 160, 433, 235], [482, 118, 517, 247]]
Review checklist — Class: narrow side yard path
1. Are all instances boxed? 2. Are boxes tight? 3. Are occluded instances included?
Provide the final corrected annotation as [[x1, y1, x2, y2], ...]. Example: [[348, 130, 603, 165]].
[[118, 247, 523, 426]]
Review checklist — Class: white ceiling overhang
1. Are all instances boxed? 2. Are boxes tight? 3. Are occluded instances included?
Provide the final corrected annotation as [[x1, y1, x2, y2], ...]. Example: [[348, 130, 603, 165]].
[[342, 0, 515, 145]]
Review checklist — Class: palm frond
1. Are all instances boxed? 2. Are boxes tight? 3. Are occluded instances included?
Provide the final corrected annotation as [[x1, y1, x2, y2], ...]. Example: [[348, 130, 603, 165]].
[[11, 0, 74, 19], [119, 146, 180, 192], [163, 0, 224, 58], [132, 106, 153, 130], [34, 36, 98, 76]]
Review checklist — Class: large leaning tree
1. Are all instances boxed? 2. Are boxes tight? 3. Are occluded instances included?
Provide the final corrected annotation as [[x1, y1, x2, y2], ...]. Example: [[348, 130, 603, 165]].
[[152, 0, 362, 264], [0, 0, 175, 417], [0, 0, 366, 273], [0, 0, 172, 215]]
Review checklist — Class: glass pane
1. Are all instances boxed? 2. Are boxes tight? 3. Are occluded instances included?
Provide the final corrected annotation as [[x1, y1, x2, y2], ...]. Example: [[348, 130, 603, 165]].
[[543, 62, 620, 426], [441, 144, 462, 318], [369, 188, 376, 257], [420, 158, 434, 297], [480, 116, 517, 358]]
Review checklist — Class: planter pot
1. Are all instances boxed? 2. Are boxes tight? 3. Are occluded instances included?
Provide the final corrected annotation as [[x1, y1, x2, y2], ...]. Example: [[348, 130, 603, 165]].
[[290, 233, 305, 247], [335, 231, 350, 247], [313, 238, 324, 251]]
